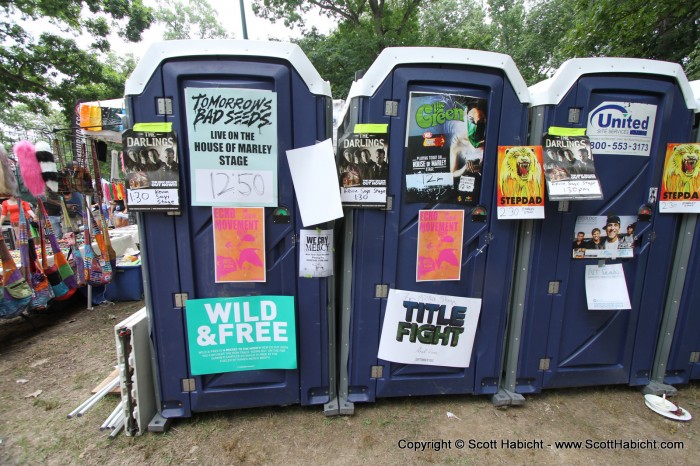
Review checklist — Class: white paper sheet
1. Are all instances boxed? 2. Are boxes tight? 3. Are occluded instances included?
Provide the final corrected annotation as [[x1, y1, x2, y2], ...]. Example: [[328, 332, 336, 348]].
[[285, 139, 344, 227], [299, 229, 333, 278], [377, 289, 482, 368], [585, 264, 632, 310]]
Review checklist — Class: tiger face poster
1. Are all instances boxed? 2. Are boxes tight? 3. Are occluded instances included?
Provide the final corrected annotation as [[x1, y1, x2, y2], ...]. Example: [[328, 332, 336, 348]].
[[404, 92, 487, 205], [496, 146, 545, 219], [659, 143, 700, 213]]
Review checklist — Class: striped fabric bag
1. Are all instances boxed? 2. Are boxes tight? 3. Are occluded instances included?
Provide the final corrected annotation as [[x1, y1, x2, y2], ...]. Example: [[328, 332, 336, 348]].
[[19, 207, 54, 311]]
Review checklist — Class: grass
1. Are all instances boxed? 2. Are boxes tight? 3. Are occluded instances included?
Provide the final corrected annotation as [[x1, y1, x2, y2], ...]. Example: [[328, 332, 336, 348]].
[[33, 398, 61, 411]]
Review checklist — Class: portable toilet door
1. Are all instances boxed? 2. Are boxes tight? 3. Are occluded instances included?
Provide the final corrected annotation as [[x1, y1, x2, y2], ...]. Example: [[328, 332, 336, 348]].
[[646, 79, 700, 390], [124, 40, 335, 419], [337, 48, 530, 412], [504, 58, 695, 394]]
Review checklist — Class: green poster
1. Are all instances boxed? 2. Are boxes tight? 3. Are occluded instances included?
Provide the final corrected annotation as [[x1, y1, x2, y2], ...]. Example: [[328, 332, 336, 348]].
[[185, 295, 297, 375]]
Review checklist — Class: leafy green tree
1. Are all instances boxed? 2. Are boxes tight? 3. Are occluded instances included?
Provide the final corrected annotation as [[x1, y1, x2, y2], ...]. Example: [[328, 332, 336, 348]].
[[417, 0, 493, 50], [270, 1, 426, 98], [255, 0, 424, 50], [0, 1, 153, 119], [0, 104, 68, 147], [561, 0, 700, 79], [486, 0, 578, 85], [155, 0, 230, 40]]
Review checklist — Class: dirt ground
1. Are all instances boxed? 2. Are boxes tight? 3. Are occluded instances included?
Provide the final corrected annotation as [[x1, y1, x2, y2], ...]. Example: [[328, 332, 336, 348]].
[[0, 296, 698, 465]]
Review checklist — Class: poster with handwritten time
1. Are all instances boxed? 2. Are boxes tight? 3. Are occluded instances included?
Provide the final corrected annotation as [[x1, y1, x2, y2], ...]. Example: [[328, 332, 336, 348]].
[[121, 129, 181, 212], [213, 207, 266, 283], [416, 210, 464, 282], [404, 92, 487, 205], [659, 143, 700, 213], [496, 146, 545, 220], [185, 87, 278, 207]]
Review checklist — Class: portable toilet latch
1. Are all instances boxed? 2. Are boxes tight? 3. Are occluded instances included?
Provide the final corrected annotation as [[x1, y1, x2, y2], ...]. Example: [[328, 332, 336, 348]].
[[475, 232, 494, 256]]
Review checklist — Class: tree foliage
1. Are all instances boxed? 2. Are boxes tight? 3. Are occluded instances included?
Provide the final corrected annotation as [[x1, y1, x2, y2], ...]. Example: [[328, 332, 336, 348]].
[[560, 0, 700, 80], [0, 0, 153, 120], [0, 104, 68, 147], [268, 0, 700, 98], [278, 0, 432, 97], [155, 0, 230, 40], [417, 0, 493, 50], [1, 0, 697, 136]]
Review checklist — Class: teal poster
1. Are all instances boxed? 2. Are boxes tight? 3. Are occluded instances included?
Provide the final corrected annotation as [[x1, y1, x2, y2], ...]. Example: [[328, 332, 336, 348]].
[[185, 295, 297, 375], [184, 87, 278, 207]]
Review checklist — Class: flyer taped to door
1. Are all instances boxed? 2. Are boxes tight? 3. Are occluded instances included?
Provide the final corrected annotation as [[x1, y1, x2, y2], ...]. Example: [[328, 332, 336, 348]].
[[122, 129, 181, 212], [377, 289, 482, 368], [404, 92, 487, 205], [542, 134, 603, 201], [213, 207, 266, 283], [496, 146, 545, 219], [416, 210, 464, 282], [337, 124, 388, 207], [659, 143, 700, 213]]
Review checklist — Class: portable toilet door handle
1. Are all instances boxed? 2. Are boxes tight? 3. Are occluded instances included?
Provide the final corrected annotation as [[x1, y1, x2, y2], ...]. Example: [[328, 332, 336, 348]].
[[474, 232, 494, 257]]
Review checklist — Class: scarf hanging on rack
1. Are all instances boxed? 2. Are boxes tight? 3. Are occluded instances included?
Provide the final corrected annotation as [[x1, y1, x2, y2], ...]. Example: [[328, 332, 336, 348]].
[[20, 206, 54, 311]]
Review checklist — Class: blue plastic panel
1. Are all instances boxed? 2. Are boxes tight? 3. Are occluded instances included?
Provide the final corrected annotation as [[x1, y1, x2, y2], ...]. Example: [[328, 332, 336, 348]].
[[346, 64, 527, 402], [129, 56, 331, 417], [515, 74, 693, 393]]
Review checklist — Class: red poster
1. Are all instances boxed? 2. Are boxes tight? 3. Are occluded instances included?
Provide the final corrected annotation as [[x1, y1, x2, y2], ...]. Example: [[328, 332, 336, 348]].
[[416, 210, 464, 282], [213, 207, 266, 282]]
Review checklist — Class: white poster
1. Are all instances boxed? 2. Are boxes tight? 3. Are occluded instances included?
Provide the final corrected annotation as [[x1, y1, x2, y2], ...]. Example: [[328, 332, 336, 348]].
[[299, 229, 333, 278], [184, 87, 278, 207], [587, 102, 657, 157], [585, 264, 632, 310], [285, 139, 344, 227], [377, 289, 482, 368]]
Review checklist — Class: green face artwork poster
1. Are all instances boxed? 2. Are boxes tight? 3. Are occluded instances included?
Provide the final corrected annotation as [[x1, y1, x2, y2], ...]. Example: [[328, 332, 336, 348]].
[[404, 92, 487, 205], [185, 295, 297, 376]]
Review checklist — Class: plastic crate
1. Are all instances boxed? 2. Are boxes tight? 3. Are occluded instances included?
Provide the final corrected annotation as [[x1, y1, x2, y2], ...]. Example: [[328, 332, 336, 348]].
[[105, 265, 143, 301]]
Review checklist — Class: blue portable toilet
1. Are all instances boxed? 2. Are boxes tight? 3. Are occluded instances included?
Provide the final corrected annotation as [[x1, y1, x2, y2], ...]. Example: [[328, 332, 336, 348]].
[[500, 58, 696, 399], [336, 47, 530, 413], [123, 40, 337, 422], [646, 79, 700, 391]]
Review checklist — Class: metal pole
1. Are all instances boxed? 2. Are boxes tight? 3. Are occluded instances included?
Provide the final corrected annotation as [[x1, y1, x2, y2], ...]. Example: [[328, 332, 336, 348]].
[[67, 376, 119, 418], [239, 0, 248, 39], [100, 400, 124, 431], [108, 413, 125, 439]]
